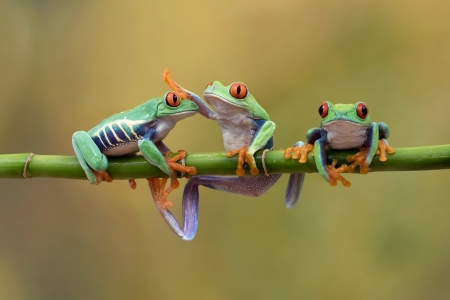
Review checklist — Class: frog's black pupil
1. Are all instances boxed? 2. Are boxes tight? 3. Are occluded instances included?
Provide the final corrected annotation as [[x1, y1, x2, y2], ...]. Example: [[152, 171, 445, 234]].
[[362, 106, 367, 116], [236, 85, 241, 95], [173, 94, 178, 103], [319, 105, 324, 115]]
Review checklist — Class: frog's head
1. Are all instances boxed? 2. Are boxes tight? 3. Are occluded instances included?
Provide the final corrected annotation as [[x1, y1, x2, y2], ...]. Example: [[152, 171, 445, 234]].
[[319, 101, 371, 127], [157, 91, 199, 121], [203, 81, 269, 119]]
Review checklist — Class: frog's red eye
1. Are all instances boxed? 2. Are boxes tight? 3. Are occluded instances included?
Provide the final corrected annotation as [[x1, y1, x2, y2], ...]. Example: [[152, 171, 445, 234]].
[[206, 82, 213, 88], [165, 92, 181, 107], [229, 82, 248, 99], [318, 102, 329, 118], [356, 102, 369, 119]]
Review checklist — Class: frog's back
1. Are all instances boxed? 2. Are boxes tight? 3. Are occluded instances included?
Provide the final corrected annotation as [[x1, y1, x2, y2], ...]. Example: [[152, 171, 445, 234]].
[[87, 98, 159, 156]]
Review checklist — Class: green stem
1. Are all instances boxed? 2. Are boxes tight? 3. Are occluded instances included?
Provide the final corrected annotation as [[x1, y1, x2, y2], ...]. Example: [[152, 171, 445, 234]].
[[1, 144, 450, 180]]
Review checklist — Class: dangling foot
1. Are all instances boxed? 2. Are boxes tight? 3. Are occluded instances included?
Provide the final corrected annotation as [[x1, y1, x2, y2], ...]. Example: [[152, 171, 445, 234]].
[[284, 143, 314, 163], [346, 147, 370, 174], [92, 170, 113, 185], [164, 150, 197, 189], [326, 159, 351, 187], [376, 139, 395, 162], [163, 69, 190, 100], [226, 147, 259, 176], [129, 179, 137, 190], [147, 178, 174, 209]]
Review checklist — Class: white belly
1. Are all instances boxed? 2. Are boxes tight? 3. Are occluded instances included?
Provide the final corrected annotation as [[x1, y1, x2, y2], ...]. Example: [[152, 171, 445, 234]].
[[323, 121, 368, 149], [216, 116, 256, 151]]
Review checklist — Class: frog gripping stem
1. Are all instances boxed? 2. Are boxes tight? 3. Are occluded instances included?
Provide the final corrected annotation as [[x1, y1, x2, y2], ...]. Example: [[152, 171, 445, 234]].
[[377, 139, 395, 162], [226, 146, 259, 176]]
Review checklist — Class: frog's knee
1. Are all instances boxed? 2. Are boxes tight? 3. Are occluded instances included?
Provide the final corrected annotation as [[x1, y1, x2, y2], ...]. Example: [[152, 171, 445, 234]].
[[72, 131, 108, 171]]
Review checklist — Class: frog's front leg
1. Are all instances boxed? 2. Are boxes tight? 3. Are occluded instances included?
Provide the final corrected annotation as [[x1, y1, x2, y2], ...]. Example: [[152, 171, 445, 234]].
[[284, 128, 322, 163], [346, 122, 380, 174], [314, 134, 350, 187], [139, 129, 196, 208], [72, 131, 112, 184], [376, 122, 395, 162], [227, 120, 276, 176]]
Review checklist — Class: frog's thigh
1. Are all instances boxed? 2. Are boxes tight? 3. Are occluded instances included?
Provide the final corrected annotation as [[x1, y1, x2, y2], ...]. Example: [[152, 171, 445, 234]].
[[72, 131, 108, 171]]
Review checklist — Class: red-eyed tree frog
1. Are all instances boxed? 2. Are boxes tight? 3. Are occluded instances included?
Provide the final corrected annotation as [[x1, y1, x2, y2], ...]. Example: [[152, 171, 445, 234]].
[[72, 70, 207, 213], [285, 101, 394, 186], [159, 78, 305, 240]]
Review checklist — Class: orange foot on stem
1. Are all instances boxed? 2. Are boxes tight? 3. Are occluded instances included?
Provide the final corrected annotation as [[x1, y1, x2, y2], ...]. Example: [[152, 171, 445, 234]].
[[226, 147, 259, 176], [326, 159, 351, 187], [346, 147, 370, 174], [92, 170, 113, 185], [164, 150, 197, 189], [127, 150, 196, 191], [147, 178, 174, 210], [163, 69, 190, 100], [376, 140, 395, 162], [284, 143, 314, 163]]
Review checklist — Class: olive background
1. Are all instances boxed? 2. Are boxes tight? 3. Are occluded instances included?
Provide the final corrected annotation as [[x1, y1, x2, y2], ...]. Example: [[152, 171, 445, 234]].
[[1, 1, 450, 299]]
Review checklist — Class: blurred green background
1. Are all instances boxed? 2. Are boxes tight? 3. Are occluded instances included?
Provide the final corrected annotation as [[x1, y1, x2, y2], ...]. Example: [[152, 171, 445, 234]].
[[1, 0, 450, 299]]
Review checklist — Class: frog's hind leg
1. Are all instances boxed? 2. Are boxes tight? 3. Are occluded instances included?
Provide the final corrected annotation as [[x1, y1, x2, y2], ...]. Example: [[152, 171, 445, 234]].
[[147, 178, 189, 240], [284, 141, 306, 208], [72, 131, 112, 184], [179, 174, 282, 240], [285, 173, 305, 208], [147, 176, 199, 241]]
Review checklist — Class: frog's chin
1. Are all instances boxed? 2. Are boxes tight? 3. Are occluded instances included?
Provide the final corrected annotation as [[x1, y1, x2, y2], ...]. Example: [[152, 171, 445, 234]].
[[323, 120, 369, 150]]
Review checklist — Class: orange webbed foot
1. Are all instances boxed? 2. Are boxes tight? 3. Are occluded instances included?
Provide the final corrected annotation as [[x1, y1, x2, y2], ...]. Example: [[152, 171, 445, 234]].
[[147, 178, 174, 210], [226, 147, 259, 176], [346, 147, 370, 174], [376, 140, 395, 162], [284, 143, 314, 163], [326, 159, 351, 187], [92, 170, 113, 185], [164, 150, 197, 189], [163, 69, 190, 100]]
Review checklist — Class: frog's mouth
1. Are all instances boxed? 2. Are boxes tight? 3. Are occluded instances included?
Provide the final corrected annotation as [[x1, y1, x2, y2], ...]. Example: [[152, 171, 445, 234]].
[[159, 110, 197, 121], [204, 93, 248, 111]]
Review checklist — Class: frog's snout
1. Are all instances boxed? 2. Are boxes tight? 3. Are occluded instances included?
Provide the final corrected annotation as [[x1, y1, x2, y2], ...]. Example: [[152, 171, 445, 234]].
[[190, 101, 199, 110], [205, 85, 216, 93], [335, 111, 348, 119]]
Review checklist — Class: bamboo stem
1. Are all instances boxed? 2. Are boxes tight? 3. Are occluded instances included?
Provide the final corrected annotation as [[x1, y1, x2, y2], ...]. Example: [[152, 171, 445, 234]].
[[1, 144, 450, 181]]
